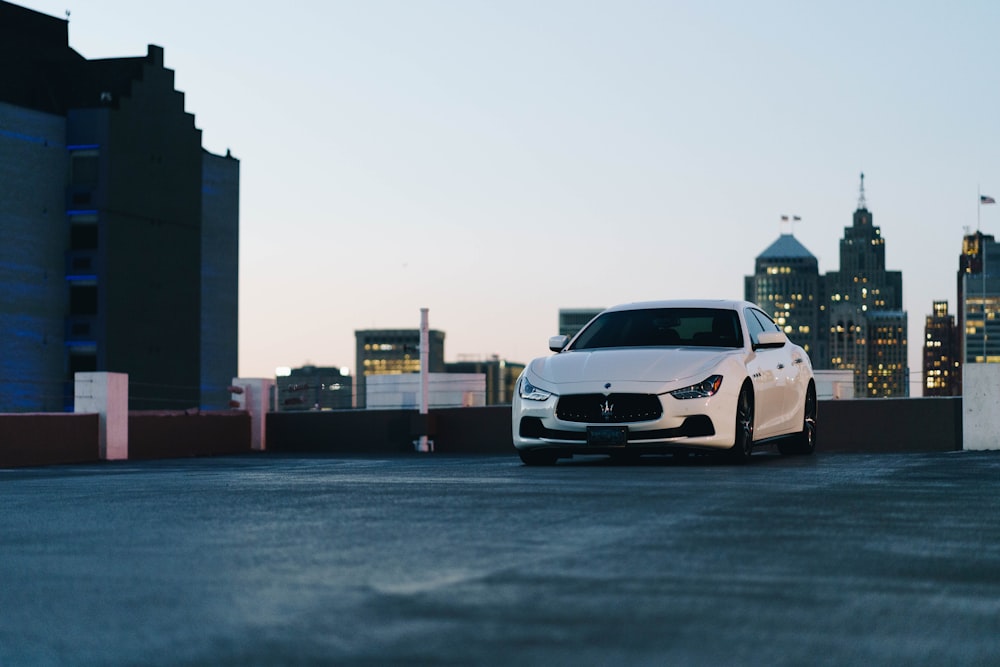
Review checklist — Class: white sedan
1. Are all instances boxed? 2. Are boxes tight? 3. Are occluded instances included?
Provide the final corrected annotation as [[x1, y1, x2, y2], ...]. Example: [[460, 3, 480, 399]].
[[512, 299, 817, 465]]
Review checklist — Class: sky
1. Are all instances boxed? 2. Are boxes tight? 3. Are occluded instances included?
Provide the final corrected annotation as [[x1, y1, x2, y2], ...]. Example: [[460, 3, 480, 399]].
[[17, 0, 1000, 394]]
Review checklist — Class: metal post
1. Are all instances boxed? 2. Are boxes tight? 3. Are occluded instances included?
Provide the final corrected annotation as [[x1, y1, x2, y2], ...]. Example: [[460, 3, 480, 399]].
[[417, 307, 432, 452]]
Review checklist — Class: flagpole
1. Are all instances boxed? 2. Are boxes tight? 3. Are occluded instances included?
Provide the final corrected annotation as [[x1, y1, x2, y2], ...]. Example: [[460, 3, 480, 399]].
[[982, 190, 988, 361], [978, 191, 998, 361]]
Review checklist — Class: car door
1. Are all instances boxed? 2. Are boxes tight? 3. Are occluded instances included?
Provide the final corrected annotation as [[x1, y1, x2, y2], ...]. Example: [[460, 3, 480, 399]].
[[779, 340, 811, 434], [743, 308, 784, 438], [747, 308, 803, 435]]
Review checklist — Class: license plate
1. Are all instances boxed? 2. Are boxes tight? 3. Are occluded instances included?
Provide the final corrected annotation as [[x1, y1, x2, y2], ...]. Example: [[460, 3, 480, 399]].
[[587, 425, 628, 446]]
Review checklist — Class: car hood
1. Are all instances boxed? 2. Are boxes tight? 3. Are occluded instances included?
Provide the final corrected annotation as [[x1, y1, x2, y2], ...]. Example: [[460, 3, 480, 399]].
[[528, 347, 740, 391]]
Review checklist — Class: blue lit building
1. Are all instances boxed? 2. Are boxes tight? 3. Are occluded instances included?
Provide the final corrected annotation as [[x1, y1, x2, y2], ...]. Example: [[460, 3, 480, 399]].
[[0, 1, 238, 410]]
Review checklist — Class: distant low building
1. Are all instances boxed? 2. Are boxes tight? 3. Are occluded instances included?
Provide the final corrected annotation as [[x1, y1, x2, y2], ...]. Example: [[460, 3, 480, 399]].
[[559, 308, 603, 339], [446, 356, 525, 405], [366, 373, 485, 409], [355, 329, 445, 409], [276, 365, 352, 411]]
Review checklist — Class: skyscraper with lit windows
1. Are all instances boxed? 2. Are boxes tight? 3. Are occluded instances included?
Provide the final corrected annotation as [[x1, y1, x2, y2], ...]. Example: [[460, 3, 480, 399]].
[[923, 300, 959, 396], [957, 230, 1000, 382], [824, 174, 907, 397], [744, 233, 823, 361]]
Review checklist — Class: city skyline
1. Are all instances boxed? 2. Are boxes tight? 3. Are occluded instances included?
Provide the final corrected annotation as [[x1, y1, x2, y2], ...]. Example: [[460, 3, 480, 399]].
[[14, 1, 1000, 393]]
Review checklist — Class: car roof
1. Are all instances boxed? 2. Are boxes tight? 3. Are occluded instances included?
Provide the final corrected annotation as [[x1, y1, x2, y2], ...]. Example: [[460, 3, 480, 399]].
[[602, 299, 757, 313]]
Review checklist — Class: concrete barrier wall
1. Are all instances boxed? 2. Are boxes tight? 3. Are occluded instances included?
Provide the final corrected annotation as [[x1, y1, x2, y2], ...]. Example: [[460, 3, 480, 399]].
[[267, 398, 962, 456], [818, 397, 961, 453], [0, 413, 100, 467], [0, 397, 967, 467], [963, 364, 1000, 451], [266, 409, 420, 454], [129, 411, 252, 460]]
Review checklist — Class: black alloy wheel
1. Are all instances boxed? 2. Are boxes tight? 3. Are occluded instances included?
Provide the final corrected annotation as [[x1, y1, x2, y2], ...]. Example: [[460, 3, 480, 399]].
[[781, 384, 817, 456], [729, 383, 754, 464]]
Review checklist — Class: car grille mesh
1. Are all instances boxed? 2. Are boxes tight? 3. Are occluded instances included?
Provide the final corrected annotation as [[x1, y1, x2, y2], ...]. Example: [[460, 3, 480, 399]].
[[556, 393, 663, 423]]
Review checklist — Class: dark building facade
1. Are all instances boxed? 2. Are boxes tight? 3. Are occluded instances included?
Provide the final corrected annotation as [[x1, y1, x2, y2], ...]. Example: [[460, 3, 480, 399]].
[[354, 329, 445, 408], [923, 300, 960, 396], [0, 2, 238, 411]]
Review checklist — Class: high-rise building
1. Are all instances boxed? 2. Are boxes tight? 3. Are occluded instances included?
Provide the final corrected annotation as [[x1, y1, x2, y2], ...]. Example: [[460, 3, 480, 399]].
[[354, 329, 445, 408], [957, 230, 1000, 371], [744, 233, 823, 360], [0, 1, 238, 411], [824, 174, 908, 397], [923, 300, 960, 396]]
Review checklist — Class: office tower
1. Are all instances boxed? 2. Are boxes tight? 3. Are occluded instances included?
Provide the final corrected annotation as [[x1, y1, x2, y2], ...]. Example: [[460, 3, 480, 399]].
[[957, 230, 1000, 373], [824, 174, 908, 397], [923, 300, 959, 396], [744, 233, 823, 360], [354, 329, 445, 408], [0, 2, 238, 410]]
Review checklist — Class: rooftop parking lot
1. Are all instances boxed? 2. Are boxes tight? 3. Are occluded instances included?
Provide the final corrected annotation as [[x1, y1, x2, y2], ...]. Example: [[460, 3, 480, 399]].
[[2, 451, 999, 665]]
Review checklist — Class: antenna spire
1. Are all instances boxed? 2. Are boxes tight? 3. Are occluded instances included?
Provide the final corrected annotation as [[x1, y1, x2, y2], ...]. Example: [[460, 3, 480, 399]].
[[857, 172, 867, 210]]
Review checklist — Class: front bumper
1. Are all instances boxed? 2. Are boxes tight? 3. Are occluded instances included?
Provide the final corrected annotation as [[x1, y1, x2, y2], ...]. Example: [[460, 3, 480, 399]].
[[511, 387, 739, 455]]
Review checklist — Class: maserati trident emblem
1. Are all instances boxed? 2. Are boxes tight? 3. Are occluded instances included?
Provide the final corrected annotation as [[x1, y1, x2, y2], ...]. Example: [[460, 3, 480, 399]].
[[600, 399, 614, 421]]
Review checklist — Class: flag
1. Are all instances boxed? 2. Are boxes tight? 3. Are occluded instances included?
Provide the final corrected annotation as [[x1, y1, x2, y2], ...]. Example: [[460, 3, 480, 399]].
[[793, 215, 801, 221], [781, 215, 789, 221], [982, 195, 996, 204]]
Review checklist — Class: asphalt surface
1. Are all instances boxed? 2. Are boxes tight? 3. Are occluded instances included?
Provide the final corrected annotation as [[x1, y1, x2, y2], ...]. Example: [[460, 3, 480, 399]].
[[2, 451, 999, 666]]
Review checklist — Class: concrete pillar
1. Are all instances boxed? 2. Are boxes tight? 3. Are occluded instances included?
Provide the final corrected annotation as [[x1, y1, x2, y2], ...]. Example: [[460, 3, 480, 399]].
[[74, 372, 128, 461], [963, 364, 1000, 450], [232, 378, 273, 451]]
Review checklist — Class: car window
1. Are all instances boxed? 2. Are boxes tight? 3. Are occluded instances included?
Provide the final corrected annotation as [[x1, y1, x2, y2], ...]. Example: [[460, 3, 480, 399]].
[[743, 308, 766, 346], [749, 308, 781, 333], [570, 308, 742, 349]]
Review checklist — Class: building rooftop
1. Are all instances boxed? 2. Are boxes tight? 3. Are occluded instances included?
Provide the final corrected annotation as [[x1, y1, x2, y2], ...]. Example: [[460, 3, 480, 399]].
[[758, 234, 816, 260]]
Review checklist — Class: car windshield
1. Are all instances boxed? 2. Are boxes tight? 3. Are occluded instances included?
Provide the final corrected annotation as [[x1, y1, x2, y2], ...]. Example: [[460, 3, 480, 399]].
[[569, 307, 743, 350]]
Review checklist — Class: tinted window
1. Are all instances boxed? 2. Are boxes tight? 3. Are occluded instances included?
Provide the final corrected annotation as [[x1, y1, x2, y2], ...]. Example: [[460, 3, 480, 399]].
[[749, 308, 781, 333], [744, 308, 766, 346], [571, 308, 742, 350]]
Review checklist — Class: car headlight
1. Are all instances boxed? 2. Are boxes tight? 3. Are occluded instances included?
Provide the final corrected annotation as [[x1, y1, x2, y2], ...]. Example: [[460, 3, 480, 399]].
[[519, 377, 553, 401], [669, 375, 723, 400]]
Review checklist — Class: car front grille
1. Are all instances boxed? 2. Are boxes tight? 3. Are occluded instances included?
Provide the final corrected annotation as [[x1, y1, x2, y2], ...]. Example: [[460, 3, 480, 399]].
[[556, 393, 663, 423]]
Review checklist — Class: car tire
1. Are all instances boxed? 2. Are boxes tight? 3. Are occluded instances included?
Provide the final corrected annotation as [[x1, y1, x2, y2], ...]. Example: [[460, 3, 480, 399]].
[[729, 383, 754, 464], [519, 449, 558, 466], [780, 383, 817, 456]]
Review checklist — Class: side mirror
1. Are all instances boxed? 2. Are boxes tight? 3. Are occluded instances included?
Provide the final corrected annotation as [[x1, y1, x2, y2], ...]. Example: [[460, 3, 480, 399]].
[[754, 331, 788, 350], [548, 335, 569, 352]]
